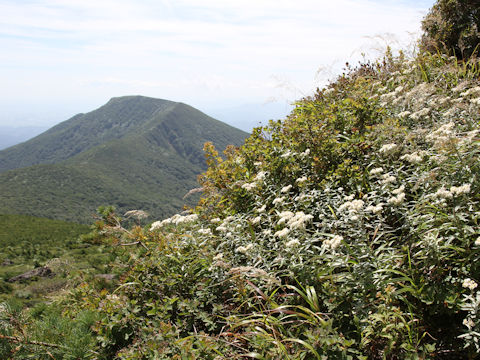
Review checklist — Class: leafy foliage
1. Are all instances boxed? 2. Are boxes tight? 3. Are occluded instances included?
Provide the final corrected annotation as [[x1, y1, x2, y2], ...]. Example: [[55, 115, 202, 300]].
[[421, 0, 480, 59], [3, 52, 480, 358]]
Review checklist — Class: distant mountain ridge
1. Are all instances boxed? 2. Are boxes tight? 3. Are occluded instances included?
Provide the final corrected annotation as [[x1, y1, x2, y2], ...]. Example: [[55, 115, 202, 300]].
[[0, 96, 248, 223]]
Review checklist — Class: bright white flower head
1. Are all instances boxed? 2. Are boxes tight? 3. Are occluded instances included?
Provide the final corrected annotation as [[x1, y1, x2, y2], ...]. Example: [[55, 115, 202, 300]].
[[281, 184, 293, 193], [379, 143, 398, 155], [210, 218, 221, 224], [475, 237, 480, 246], [400, 152, 423, 164], [255, 171, 267, 181], [197, 228, 212, 235], [216, 225, 228, 232], [236, 244, 254, 254], [370, 167, 384, 176], [251, 216, 261, 225], [392, 185, 405, 195], [463, 318, 475, 330], [242, 182, 257, 191], [286, 239, 300, 248], [296, 176, 308, 184], [433, 188, 453, 199], [450, 184, 471, 195], [324, 235, 343, 250], [462, 278, 478, 291], [388, 192, 405, 206], [381, 174, 397, 184], [272, 197, 285, 205], [274, 228, 290, 238], [256, 205, 267, 213]]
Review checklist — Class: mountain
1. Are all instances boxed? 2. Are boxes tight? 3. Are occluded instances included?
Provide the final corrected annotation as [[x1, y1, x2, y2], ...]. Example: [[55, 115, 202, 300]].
[[0, 96, 248, 223], [0, 126, 49, 150]]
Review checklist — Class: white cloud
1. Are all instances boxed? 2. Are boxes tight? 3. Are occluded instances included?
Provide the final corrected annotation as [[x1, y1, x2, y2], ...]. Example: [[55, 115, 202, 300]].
[[0, 0, 433, 126]]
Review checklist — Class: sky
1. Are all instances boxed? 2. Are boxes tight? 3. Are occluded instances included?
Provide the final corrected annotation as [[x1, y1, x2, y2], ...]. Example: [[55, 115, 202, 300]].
[[0, 0, 435, 130]]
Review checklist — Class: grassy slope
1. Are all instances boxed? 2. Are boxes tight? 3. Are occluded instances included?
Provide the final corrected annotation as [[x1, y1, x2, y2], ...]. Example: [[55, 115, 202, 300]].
[[0, 99, 248, 223]]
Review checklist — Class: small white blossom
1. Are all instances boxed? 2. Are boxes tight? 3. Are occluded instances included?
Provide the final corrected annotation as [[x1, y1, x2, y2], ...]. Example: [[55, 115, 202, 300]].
[[366, 203, 384, 214], [213, 253, 223, 261], [410, 108, 430, 120], [197, 228, 212, 235], [236, 244, 254, 254], [281, 184, 293, 193], [280, 150, 292, 158], [242, 182, 257, 191], [388, 192, 405, 206], [379, 143, 398, 155], [462, 278, 478, 291], [392, 185, 405, 195], [255, 171, 267, 181], [324, 235, 343, 250], [475, 237, 480, 246], [286, 239, 300, 248], [256, 205, 266, 213], [370, 167, 384, 176], [251, 216, 261, 225], [296, 176, 308, 184], [274, 228, 290, 238], [400, 152, 423, 164], [262, 229, 272, 236], [450, 184, 471, 195], [210, 218, 221, 224], [216, 225, 228, 232], [397, 111, 411, 118], [272, 197, 285, 205], [433, 187, 453, 199], [381, 174, 397, 184]]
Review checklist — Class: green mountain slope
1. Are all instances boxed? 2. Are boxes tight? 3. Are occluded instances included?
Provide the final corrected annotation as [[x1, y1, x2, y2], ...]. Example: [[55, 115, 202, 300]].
[[0, 96, 248, 222]]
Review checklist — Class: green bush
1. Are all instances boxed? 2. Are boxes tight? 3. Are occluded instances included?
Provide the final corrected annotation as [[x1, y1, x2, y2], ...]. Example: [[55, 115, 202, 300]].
[[421, 0, 480, 59]]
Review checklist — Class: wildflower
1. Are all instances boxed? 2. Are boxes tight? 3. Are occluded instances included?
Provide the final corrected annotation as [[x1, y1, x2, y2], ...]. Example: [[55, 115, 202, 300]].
[[388, 192, 405, 206], [251, 216, 261, 225], [301, 148, 311, 156], [400, 152, 423, 164], [254, 161, 262, 167], [274, 228, 290, 238], [344, 194, 355, 201], [471, 98, 480, 105], [281, 184, 293, 193], [210, 218, 221, 224], [197, 228, 212, 235], [124, 210, 149, 220], [272, 197, 285, 205], [324, 235, 343, 250], [460, 86, 480, 97], [410, 108, 430, 120], [255, 171, 267, 181], [213, 253, 223, 261], [370, 167, 384, 176], [323, 88, 335, 95], [381, 174, 396, 184], [392, 185, 405, 195], [398, 111, 411, 118], [277, 211, 295, 225], [256, 204, 266, 213], [366, 203, 384, 214], [242, 182, 257, 191], [433, 187, 453, 199], [379, 143, 398, 155], [287, 212, 314, 230], [281, 150, 292, 158], [462, 278, 478, 291], [286, 239, 300, 248], [475, 237, 480, 246], [216, 225, 228, 232], [236, 244, 254, 254], [263, 229, 272, 236], [339, 199, 364, 213], [149, 221, 162, 231], [224, 216, 235, 222], [296, 176, 308, 184], [450, 184, 471, 195]]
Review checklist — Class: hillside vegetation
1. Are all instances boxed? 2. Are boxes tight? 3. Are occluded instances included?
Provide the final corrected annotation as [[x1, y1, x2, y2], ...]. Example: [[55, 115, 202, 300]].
[[0, 97, 248, 223], [1, 49, 479, 359]]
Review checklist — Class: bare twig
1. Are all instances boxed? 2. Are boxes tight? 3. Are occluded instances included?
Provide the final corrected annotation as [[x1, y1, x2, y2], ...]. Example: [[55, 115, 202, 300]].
[[0, 334, 64, 349]]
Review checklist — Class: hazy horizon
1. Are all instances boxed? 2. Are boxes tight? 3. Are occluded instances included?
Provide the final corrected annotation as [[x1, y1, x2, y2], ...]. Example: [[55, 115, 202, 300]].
[[0, 0, 435, 130]]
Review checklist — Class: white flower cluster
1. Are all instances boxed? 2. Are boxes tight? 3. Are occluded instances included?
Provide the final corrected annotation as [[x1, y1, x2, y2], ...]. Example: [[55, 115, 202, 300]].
[[426, 122, 456, 148], [323, 235, 343, 250], [256, 204, 266, 213], [242, 182, 257, 191], [379, 143, 398, 156], [381, 173, 397, 184], [285, 239, 300, 248], [400, 152, 423, 164], [388, 192, 406, 206], [255, 171, 267, 181], [236, 243, 254, 254], [431, 184, 471, 199], [281, 184, 293, 193], [277, 211, 313, 230], [462, 278, 478, 291], [338, 199, 364, 213], [150, 213, 198, 230], [370, 167, 384, 176], [197, 228, 212, 235], [460, 86, 480, 97], [410, 107, 430, 120], [273, 196, 285, 205], [366, 203, 384, 214], [296, 176, 308, 184]]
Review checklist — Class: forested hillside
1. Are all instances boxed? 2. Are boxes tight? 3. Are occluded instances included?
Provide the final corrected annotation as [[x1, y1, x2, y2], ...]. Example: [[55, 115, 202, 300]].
[[0, 96, 248, 222]]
